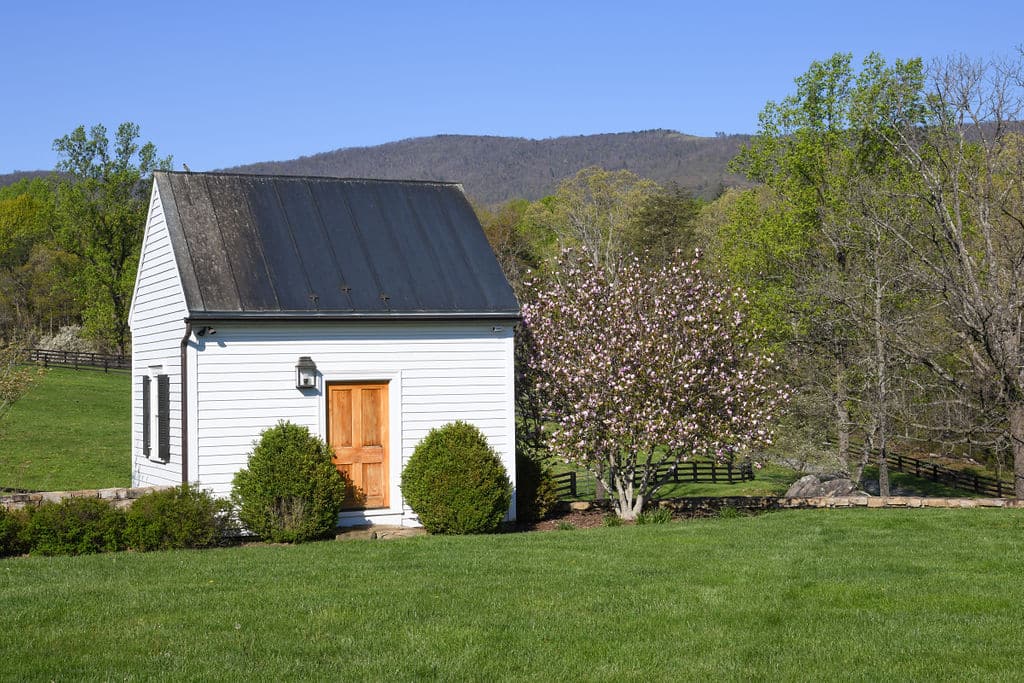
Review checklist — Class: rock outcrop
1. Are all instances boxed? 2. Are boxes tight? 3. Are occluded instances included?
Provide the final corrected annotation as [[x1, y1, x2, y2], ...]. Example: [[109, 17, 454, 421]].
[[785, 473, 860, 498]]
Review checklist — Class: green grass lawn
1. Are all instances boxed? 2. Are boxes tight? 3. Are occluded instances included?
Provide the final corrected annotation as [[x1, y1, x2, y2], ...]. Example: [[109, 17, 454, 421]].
[[0, 367, 129, 491], [2, 509, 1022, 680]]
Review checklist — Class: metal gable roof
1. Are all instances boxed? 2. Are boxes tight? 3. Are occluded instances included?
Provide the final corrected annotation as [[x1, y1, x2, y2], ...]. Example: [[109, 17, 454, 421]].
[[155, 171, 520, 320]]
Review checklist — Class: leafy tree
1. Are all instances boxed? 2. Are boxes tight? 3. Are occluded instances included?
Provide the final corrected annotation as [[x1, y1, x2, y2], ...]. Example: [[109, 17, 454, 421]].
[[725, 53, 930, 491], [625, 182, 703, 267], [520, 251, 785, 519], [473, 198, 537, 292], [0, 179, 79, 342], [727, 54, 864, 475], [524, 166, 659, 277], [52, 122, 171, 352], [698, 186, 809, 346]]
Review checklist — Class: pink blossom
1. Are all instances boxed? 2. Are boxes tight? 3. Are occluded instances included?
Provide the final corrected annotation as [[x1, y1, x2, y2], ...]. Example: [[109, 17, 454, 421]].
[[519, 249, 788, 518]]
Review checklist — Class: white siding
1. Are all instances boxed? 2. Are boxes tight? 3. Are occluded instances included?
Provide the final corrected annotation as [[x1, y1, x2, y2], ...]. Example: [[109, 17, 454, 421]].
[[128, 183, 188, 489], [190, 321, 516, 524]]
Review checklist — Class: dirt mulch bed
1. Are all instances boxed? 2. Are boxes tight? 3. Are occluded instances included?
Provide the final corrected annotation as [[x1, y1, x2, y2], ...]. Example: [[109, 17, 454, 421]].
[[515, 506, 612, 531]]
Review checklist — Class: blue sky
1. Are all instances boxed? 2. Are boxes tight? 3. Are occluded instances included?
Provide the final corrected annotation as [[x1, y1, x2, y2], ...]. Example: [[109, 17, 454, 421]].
[[1, 0, 1021, 174]]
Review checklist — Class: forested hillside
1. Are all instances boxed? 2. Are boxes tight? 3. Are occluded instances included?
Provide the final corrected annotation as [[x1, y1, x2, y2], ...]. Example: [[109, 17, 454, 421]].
[[3, 130, 751, 205], [0, 170, 52, 186], [226, 130, 750, 203]]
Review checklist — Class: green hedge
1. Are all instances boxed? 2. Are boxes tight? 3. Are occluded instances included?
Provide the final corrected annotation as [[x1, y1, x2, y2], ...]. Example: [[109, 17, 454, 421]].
[[24, 497, 126, 556], [125, 484, 230, 551], [0, 507, 29, 557]]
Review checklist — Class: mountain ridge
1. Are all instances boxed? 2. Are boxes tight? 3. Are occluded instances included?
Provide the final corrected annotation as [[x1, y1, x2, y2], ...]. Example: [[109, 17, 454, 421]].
[[224, 129, 750, 203], [2, 129, 752, 203]]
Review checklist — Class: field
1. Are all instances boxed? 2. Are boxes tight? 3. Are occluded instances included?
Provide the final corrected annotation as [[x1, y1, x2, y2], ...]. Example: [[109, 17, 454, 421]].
[[2, 508, 1023, 680], [0, 367, 130, 491]]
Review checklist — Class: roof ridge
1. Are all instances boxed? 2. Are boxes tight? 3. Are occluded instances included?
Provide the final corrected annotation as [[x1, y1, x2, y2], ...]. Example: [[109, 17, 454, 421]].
[[156, 169, 463, 187]]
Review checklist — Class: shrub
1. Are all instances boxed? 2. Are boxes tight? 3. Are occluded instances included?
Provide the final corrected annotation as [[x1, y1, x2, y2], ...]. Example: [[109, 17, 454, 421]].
[[401, 421, 512, 534], [125, 485, 230, 551], [636, 507, 673, 525], [602, 513, 623, 527], [0, 507, 29, 557], [515, 450, 559, 522], [25, 497, 126, 556], [231, 421, 347, 543], [717, 506, 742, 520]]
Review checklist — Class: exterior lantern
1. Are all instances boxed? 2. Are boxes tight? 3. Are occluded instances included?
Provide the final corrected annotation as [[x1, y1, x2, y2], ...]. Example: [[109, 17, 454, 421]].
[[295, 356, 317, 389]]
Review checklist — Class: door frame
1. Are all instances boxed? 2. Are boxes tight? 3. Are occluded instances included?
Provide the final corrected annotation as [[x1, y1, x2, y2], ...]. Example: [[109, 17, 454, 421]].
[[318, 371, 402, 522]]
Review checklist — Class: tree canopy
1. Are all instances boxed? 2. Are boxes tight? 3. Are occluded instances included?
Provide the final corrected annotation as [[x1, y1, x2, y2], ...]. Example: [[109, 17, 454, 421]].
[[51, 122, 171, 352]]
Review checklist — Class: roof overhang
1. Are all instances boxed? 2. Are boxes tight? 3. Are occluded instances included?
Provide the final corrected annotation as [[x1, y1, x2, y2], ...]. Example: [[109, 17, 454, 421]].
[[185, 310, 522, 322]]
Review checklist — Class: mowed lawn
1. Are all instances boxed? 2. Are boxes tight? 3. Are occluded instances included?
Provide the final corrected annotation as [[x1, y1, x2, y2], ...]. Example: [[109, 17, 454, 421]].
[[2, 509, 1023, 680], [0, 367, 130, 491]]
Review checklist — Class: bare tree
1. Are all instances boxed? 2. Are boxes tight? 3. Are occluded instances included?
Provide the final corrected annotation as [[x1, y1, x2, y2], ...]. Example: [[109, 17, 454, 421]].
[[863, 52, 1024, 495]]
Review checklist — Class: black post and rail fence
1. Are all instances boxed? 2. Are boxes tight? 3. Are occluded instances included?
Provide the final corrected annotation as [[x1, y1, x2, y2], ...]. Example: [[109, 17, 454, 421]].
[[884, 452, 1013, 498], [553, 460, 755, 499], [553, 450, 1015, 501], [23, 348, 130, 372]]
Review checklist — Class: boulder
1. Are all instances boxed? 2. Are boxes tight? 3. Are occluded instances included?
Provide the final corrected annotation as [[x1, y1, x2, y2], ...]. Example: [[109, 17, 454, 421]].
[[785, 473, 858, 498]]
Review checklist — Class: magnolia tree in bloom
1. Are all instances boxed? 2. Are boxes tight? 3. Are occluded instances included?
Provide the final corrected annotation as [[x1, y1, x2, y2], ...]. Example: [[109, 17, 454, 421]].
[[520, 252, 787, 519]]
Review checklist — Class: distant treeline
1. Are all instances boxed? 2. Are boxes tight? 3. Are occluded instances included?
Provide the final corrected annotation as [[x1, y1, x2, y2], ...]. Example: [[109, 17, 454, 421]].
[[225, 129, 752, 204]]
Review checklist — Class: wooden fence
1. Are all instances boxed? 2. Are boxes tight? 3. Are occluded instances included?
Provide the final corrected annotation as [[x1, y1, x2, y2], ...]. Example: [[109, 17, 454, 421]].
[[24, 348, 130, 372], [885, 452, 1014, 498], [554, 460, 755, 499]]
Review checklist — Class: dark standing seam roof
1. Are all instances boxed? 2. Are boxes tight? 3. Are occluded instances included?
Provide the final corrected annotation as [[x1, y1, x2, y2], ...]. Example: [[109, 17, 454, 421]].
[[154, 171, 520, 319]]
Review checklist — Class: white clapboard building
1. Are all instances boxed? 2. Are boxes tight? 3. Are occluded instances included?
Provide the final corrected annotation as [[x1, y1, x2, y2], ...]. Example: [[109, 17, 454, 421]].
[[128, 171, 519, 526]]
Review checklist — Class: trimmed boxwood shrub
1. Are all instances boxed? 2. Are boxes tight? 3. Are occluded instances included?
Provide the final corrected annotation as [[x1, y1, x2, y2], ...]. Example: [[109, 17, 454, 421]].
[[231, 421, 347, 543], [400, 421, 512, 534], [125, 484, 230, 551], [0, 507, 29, 557], [515, 450, 559, 523], [25, 497, 126, 556]]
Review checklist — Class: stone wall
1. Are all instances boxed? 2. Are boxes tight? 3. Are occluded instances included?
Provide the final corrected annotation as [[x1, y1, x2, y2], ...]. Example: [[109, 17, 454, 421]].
[[0, 486, 172, 511], [664, 495, 1024, 515], [776, 495, 1024, 509], [564, 495, 1024, 517]]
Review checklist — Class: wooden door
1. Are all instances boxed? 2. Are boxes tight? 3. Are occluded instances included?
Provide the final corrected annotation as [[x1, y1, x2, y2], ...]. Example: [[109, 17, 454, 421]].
[[328, 382, 389, 509]]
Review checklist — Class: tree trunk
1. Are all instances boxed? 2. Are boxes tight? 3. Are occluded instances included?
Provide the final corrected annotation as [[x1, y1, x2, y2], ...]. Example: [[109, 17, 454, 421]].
[[835, 361, 851, 472], [853, 439, 871, 487], [613, 470, 639, 520], [1010, 403, 1024, 498], [878, 447, 890, 497], [873, 261, 890, 497], [615, 486, 639, 521]]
